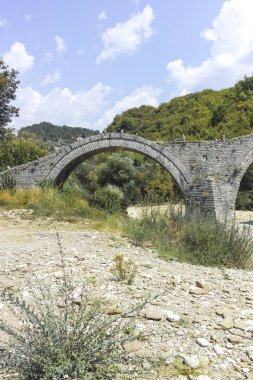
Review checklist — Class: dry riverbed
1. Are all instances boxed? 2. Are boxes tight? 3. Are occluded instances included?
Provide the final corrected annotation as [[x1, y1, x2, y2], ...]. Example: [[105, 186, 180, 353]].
[[0, 209, 253, 379]]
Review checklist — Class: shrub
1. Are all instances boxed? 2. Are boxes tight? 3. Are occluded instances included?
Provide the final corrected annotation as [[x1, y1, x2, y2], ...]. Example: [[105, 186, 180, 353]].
[[1, 171, 16, 190], [180, 216, 252, 268], [123, 204, 253, 269], [124, 205, 183, 252], [92, 185, 124, 213]]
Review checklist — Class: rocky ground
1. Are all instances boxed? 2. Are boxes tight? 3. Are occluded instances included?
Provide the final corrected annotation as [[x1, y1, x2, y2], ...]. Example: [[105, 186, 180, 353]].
[[0, 209, 253, 379]]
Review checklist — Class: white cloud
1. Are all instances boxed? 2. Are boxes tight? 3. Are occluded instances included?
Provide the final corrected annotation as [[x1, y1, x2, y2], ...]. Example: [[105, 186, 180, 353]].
[[54, 35, 67, 53], [12, 83, 112, 129], [41, 71, 61, 86], [98, 11, 107, 21], [3, 42, 34, 73], [95, 85, 161, 130], [167, 0, 253, 94], [0, 17, 7, 27], [97, 4, 154, 63]]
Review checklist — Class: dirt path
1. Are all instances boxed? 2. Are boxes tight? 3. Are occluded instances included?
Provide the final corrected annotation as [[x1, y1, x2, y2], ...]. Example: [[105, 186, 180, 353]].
[[0, 211, 253, 379]]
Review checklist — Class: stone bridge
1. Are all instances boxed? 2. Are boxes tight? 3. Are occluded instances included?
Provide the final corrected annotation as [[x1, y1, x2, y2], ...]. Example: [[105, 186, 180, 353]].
[[1, 132, 253, 222]]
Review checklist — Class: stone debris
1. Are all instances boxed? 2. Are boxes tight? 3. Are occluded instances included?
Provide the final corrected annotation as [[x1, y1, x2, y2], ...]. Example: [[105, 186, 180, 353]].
[[0, 214, 253, 379], [140, 307, 165, 321], [214, 344, 224, 355], [196, 337, 209, 347], [166, 310, 181, 322], [181, 354, 200, 368]]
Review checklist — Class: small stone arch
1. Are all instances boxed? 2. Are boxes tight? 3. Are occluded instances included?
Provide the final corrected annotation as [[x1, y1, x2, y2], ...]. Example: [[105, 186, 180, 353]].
[[46, 133, 192, 198]]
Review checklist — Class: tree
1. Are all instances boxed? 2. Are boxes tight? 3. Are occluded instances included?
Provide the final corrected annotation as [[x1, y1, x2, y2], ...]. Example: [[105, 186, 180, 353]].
[[0, 135, 49, 171], [0, 58, 20, 139]]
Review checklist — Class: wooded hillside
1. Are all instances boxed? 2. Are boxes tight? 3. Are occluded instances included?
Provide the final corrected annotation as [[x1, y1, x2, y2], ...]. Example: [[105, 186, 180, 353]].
[[106, 76, 253, 141], [18, 122, 99, 146]]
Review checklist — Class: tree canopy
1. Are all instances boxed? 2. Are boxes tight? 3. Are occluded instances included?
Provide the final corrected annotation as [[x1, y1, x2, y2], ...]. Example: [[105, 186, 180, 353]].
[[0, 58, 20, 139], [106, 76, 253, 141]]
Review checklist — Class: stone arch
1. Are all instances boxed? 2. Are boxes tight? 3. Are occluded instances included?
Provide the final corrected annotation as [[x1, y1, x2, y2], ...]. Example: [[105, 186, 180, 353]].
[[46, 133, 192, 197], [230, 146, 253, 212]]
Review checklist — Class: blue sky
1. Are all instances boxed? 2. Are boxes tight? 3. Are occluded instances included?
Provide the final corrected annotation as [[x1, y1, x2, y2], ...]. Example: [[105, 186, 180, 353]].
[[1, 0, 253, 131]]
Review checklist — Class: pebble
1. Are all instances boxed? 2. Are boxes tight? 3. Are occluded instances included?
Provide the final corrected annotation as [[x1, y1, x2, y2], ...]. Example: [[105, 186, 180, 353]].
[[181, 354, 199, 368], [246, 347, 253, 361], [123, 340, 143, 353], [166, 310, 181, 322], [219, 318, 234, 330], [196, 338, 209, 347], [189, 287, 209, 296], [141, 307, 165, 321], [214, 344, 224, 355]]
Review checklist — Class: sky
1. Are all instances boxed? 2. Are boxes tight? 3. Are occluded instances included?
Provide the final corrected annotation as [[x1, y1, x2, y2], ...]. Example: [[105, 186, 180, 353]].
[[1, 0, 253, 131]]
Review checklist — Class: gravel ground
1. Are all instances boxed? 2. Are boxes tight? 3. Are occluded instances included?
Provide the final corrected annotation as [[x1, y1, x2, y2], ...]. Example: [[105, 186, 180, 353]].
[[0, 210, 253, 379]]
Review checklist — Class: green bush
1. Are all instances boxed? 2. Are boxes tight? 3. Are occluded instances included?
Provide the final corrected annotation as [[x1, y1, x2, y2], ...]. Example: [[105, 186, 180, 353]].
[[92, 185, 124, 213]]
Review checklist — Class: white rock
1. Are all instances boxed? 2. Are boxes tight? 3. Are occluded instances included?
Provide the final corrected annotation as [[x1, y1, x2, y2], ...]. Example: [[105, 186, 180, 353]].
[[141, 359, 151, 370], [73, 287, 82, 299], [194, 376, 212, 380], [0, 303, 4, 310], [214, 344, 224, 355], [246, 346, 253, 361], [171, 275, 181, 284], [196, 338, 209, 347], [53, 271, 65, 279], [166, 310, 181, 322], [22, 290, 29, 298], [181, 355, 199, 368], [245, 320, 253, 332]]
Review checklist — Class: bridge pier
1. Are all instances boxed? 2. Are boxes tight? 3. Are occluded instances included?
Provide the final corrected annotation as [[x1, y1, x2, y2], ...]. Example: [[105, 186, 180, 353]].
[[185, 179, 236, 223]]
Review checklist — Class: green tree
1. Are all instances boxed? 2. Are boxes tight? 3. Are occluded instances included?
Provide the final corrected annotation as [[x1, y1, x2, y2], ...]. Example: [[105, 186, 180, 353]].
[[0, 134, 49, 171], [0, 58, 20, 139]]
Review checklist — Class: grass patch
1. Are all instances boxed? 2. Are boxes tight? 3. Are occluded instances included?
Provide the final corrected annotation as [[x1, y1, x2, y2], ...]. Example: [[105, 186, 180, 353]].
[[0, 187, 125, 229], [123, 205, 253, 269]]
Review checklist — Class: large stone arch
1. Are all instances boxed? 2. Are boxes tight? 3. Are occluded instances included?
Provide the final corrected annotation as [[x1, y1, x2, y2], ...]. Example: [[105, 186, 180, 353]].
[[230, 146, 253, 212], [46, 133, 192, 197]]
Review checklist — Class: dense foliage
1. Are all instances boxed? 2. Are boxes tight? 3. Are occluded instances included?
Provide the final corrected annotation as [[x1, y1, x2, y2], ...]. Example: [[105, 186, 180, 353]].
[[19, 121, 100, 147], [0, 58, 20, 139], [106, 76, 253, 141], [66, 152, 180, 210], [0, 132, 49, 172]]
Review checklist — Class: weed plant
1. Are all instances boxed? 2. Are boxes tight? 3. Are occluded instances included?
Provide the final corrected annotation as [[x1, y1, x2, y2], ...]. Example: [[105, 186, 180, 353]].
[[0, 232, 146, 380], [110, 254, 137, 284]]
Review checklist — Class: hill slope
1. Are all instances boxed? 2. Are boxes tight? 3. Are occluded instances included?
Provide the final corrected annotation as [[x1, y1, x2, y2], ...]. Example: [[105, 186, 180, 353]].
[[19, 122, 100, 147]]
